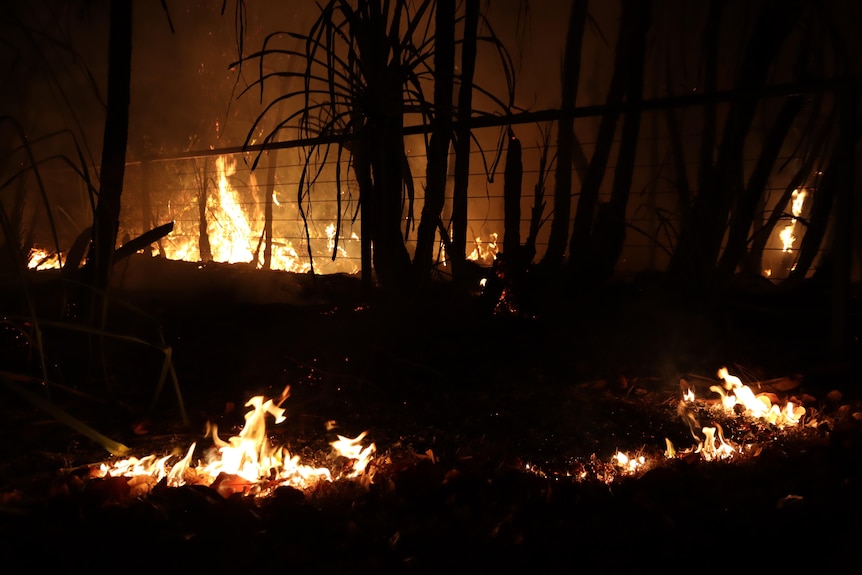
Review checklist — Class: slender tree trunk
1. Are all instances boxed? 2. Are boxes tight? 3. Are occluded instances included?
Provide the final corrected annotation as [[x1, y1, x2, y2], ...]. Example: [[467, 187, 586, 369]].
[[90, 0, 132, 296], [451, 0, 479, 282], [716, 95, 804, 282], [566, 0, 639, 275], [589, 0, 652, 282], [141, 160, 155, 256], [787, 91, 857, 287], [524, 128, 552, 263], [414, 0, 454, 281], [263, 150, 276, 270], [353, 128, 375, 295], [502, 130, 523, 260], [666, 0, 803, 294], [747, 120, 830, 275], [197, 159, 212, 262], [827, 89, 857, 359], [543, 0, 588, 270], [696, 0, 726, 205]]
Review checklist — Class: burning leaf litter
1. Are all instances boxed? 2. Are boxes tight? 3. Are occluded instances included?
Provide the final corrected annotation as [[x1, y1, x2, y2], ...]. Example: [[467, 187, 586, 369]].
[[94, 388, 376, 498], [523, 366, 826, 483], [90, 367, 827, 499]]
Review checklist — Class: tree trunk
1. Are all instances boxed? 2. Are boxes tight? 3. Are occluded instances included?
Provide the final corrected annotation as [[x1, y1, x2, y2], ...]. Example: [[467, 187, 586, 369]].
[[263, 150, 276, 270], [543, 0, 588, 270], [716, 95, 804, 282], [352, 124, 375, 295], [787, 91, 857, 287], [566, 0, 639, 275], [524, 128, 552, 264], [451, 0, 479, 282], [414, 0, 454, 281], [197, 159, 212, 262], [89, 0, 132, 297], [826, 89, 857, 359], [666, 0, 804, 294], [747, 116, 831, 275], [589, 0, 651, 283], [502, 130, 523, 260]]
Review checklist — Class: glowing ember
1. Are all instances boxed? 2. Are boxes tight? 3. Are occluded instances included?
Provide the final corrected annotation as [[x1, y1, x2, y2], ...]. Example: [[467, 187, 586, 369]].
[[613, 450, 646, 475], [95, 393, 375, 497]]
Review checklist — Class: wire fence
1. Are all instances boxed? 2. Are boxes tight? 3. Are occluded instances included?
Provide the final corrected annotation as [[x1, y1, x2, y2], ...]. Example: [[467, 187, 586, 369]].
[[20, 111, 820, 281]]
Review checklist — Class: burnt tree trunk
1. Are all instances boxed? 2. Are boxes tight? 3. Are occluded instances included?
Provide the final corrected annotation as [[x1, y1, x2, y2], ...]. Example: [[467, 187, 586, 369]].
[[502, 130, 523, 261], [414, 0, 454, 281], [263, 150, 276, 270], [451, 0, 479, 282], [197, 159, 212, 262], [747, 117, 831, 275], [588, 0, 651, 283], [524, 128, 552, 264], [89, 0, 132, 298], [353, 4, 413, 292], [716, 95, 804, 282], [787, 90, 858, 288], [826, 89, 858, 359], [353, 129, 375, 296], [543, 0, 588, 271], [566, 0, 641, 277], [666, 0, 803, 294]]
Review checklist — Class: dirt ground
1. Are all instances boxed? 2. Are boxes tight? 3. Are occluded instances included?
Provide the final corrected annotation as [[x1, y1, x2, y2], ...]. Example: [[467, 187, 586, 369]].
[[1, 258, 861, 572]]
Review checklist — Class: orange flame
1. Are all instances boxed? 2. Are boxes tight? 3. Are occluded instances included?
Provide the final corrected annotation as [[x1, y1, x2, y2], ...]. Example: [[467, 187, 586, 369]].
[[96, 395, 375, 497]]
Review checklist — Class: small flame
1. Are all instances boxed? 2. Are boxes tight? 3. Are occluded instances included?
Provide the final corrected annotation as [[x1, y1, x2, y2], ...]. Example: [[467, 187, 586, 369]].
[[27, 248, 62, 270], [715, 367, 805, 427], [467, 233, 498, 265], [779, 225, 796, 253], [697, 426, 735, 460], [779, 189, 807, 253], [613, 451, 646, 475]]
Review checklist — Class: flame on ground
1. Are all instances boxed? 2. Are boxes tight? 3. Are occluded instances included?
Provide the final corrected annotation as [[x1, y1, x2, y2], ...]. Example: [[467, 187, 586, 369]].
[[714, 366, 805, 427], [526, 366, 814, 484], [95, 393, 376, 498]]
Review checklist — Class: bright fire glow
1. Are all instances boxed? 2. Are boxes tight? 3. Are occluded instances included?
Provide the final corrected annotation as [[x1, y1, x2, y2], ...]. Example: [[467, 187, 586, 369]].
[[467, 233, 498, 265], [27, 248, 62, 270], [697, 425, 735, 460], [779, 189, 807, 253], [159, 155, 358, 274], [714, 367, 805, 427], [95, 393, 376, 497], [613, 451, 646, 475]]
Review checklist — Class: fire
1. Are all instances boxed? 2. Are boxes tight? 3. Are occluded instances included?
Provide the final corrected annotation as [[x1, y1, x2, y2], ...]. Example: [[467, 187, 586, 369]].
[[467, 232, 498, 265], [713, 367, 805, 427], [696, 425, 735, 460], [779, 188, 807, 253], [159, 154, 359, 274], [27, 247, 62, 270], [613, 451, 646, 475], [95, 392, 376, 497]]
